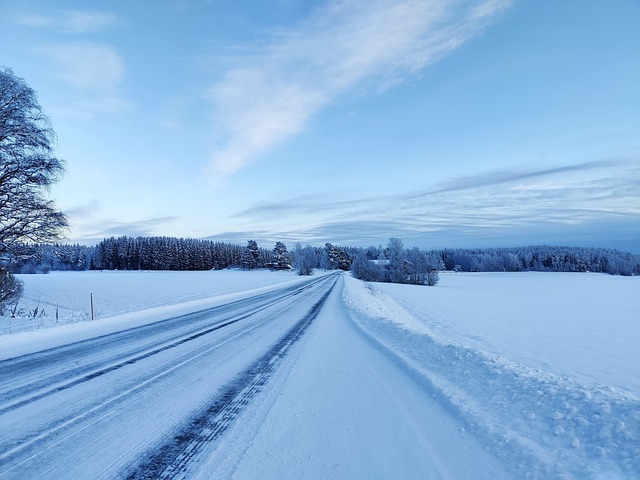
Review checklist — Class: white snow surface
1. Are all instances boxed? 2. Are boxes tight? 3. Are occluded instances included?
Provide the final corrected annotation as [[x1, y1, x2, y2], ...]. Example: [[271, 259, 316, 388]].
[[346, 272, 640, 397], [1, 270, 639, 478], [193, 275, 512, 480], [343, 272, 640, 478], [1, 270, 313, 359]]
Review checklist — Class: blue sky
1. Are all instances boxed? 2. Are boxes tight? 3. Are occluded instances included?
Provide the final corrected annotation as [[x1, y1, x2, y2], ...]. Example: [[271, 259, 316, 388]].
[[2, 0, 639, 252]]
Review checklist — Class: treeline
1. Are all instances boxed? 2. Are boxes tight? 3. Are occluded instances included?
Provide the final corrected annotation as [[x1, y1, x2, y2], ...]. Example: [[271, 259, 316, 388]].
[[7, 237, 640, 278], [436, 245, 640, 276], [92, 237, 255, 271], [9, 243, 92, 273], [10, 237, 266, 272], [7, 237, 357, 274], [354, 244, 640, 277]]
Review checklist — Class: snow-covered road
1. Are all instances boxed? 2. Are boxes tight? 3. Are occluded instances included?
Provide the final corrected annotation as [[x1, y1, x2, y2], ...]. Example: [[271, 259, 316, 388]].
[[194, 274, 512, 479], [1, 271, 637, 479], [0, 273, 338, 479]]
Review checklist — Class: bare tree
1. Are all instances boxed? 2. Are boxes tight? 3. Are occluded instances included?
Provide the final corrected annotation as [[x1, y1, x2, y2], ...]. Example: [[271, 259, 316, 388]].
[[0, 67, 67, 259]]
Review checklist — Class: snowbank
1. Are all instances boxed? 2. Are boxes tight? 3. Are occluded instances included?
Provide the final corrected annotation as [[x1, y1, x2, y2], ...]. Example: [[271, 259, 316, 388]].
[[343, 273, 640, 479]]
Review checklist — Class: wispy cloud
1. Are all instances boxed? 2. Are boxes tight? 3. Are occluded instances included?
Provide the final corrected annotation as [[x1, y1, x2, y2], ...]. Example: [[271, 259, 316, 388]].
[[63, 200, 102, 220], [238, 158, 637, 218], [17, 10, 122, 34], [40, 43, 124, 92], [226, 157, 640, 248], [420, 158, 633, 196], [38, 43, 128, 118], [69, 216, 181, 245], [18, 8, 127, 118], [205, 0, 511, 182]]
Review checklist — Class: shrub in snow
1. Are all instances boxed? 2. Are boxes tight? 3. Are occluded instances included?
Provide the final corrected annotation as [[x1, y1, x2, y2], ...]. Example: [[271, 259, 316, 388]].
[[351, 240, 440, 286], [0, 269, 23, 307], [294, 245, 316, 276], [350, 252, 388, 282]]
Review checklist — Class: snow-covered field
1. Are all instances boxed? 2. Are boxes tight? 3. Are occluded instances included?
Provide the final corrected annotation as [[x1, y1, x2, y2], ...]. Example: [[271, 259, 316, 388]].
[[345, 272, 640, 397], [343, 272, 640, 478], [1, 270, 638, 478], [10, 269, 310, 329], [1, 270, 313, 351]]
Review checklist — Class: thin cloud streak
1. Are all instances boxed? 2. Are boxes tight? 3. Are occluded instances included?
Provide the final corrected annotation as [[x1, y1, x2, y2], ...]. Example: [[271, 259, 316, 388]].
[[206, 0, 511, 182], [40, 43, 124, 92], [38, 43, 129, 117], [207, 212, 640, 253], [63, 200, 102, 220], [226, 157, 640, 248], [236, 158, 638, 219], [420, 158, 634, 197], [18, 9, 127, 117], [17, 10, 122, 34], [69, 216, 181, 245]]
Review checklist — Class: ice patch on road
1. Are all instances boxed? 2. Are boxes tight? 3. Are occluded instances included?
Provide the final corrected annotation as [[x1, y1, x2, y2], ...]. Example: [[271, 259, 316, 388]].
[[343, 275, 640, 479]]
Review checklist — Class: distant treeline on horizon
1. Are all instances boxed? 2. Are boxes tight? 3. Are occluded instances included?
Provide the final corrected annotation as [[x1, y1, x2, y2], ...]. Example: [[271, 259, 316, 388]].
[[7, 235, 640, 277]]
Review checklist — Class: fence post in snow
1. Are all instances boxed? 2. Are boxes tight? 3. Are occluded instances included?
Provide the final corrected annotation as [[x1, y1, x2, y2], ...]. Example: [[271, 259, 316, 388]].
[[90, 293, 94, 321]]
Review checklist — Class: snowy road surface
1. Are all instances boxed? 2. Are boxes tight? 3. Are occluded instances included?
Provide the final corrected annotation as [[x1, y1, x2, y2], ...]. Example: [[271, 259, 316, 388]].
[[0, 272, 512, 479], [1, 274, 342, 478], [194, 275, 511, 480]]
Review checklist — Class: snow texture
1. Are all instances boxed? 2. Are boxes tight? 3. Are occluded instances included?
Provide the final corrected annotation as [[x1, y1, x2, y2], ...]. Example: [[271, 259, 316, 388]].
[[1, 270, 638, 478], [343, 272, 640, 479], [1, 270, 312, 358]]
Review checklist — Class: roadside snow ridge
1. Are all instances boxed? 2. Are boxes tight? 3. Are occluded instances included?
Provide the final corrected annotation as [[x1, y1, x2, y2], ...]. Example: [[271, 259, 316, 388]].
[[343, 276, 640, 479]]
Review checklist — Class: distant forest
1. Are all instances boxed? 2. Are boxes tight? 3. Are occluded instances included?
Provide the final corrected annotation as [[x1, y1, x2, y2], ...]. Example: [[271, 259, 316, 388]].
[[7, 235, 640, 277]]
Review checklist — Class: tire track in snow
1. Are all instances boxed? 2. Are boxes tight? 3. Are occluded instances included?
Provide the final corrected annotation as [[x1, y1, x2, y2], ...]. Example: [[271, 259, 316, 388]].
[[124, 277, 336, 479], [0, 274, 337, 477], [0, 310, 287, 477], [0, 276, 328, 414]]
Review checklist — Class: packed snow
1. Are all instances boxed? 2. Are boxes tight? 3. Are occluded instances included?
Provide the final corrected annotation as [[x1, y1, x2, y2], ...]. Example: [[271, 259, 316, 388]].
[[0, 270, 313, 359], [1, 270, 638, 478], [192, 275, 513, 479]]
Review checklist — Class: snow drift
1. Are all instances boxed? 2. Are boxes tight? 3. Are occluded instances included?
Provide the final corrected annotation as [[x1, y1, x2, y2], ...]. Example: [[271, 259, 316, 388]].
[[343, 273, 639, 479]]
